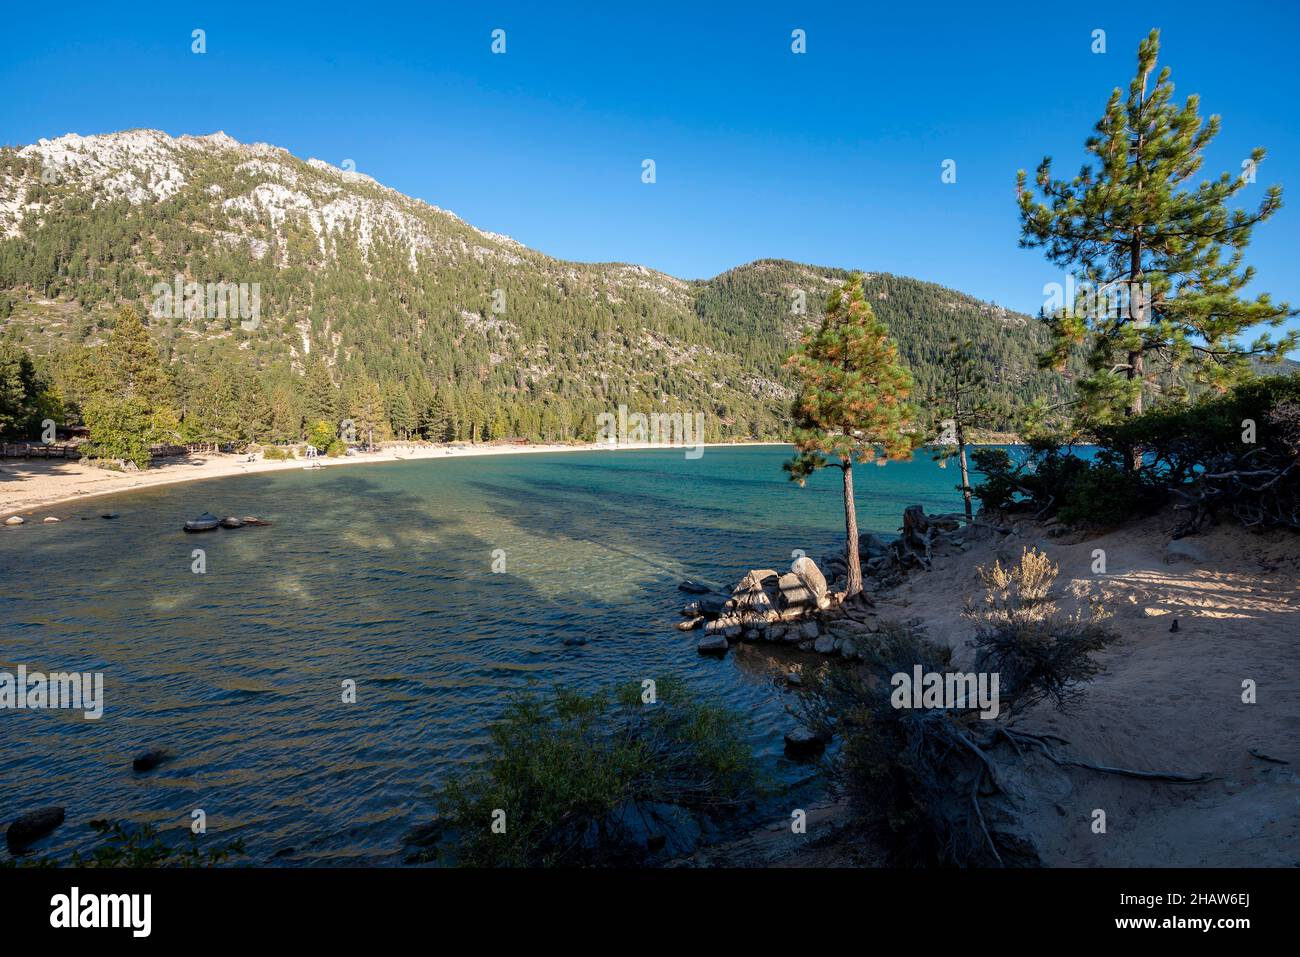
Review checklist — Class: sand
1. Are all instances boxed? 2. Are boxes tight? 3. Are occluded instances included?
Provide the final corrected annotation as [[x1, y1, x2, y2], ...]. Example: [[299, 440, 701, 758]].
[[0, 441, 781, 519], [870, 510, 1300, 867]]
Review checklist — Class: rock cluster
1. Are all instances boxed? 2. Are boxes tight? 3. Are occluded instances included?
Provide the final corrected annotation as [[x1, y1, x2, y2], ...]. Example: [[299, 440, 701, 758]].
[[680, 556, 880, 658]]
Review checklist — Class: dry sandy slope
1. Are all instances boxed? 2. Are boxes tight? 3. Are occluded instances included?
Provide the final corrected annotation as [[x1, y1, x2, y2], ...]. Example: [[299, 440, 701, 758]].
[[874, 511, 1300, 867]]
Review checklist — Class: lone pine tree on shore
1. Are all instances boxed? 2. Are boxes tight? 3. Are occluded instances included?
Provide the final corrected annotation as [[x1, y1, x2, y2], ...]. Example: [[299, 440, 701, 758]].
[[784, 275, 915, 598], [1018, 28, 1296, 439], [928, 337, 998, 522]]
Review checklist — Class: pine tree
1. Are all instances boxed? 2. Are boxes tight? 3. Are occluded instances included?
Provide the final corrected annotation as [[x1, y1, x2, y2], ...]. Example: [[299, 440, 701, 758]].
[[927, 338, 997, 521], [1018, 28, 1296, 438], [385, 383, 416, 439], [345, 374, 385, 448], [784, 275, 915, 598], [304, 359, 339, 429], [424, 386, 452, 442]]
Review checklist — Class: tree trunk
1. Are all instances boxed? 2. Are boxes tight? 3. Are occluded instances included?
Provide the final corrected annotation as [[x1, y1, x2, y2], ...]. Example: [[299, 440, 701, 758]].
[[842, 458, 863, 597], [956, 419, 973, 522]]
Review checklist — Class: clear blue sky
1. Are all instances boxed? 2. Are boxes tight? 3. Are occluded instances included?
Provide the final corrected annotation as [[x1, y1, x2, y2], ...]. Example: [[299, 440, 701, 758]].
[[2, 0, 1298, 351]]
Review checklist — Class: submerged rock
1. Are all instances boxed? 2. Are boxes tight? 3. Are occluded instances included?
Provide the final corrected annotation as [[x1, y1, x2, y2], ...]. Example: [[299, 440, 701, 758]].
[[678, 580, 713, 595], [132, 747, 174, 773], [219, 516, 245, 529], [183, 512, 220, 533], [697, 635, 729, 655], [6, 806, 65, 851]]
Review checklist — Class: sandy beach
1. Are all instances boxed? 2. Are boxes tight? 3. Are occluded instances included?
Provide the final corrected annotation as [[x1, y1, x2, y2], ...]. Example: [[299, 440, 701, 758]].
[[872, 510, 1300, 867], [0, 441, 784, 519]]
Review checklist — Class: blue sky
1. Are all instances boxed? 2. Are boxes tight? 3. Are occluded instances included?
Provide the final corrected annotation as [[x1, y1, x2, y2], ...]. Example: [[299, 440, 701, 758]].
[[2, 1, 1298, 350]]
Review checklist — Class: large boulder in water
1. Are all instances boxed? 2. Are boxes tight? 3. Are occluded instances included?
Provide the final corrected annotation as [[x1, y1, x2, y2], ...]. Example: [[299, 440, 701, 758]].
[[777, 572, 814, 609], [6, 806, 65, 851], [791, 556, 830, 608], [729, 569, 781, 621]]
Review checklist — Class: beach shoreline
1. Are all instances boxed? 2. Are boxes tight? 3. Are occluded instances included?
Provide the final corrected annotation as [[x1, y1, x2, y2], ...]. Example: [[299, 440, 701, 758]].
[[0, 441, 788, 519]]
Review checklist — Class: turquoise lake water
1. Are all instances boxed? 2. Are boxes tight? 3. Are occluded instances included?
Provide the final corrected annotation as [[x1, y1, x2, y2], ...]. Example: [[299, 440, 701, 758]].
[[0, 445, 971, 863]]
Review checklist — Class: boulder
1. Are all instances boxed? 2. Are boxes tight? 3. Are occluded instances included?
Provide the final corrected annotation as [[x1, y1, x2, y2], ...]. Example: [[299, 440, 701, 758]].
[[697, 595, 729, 618], [791, 556, 829, 608], [132, 747, 174, 773], [704, 615, 742, 636], [6, 807, 65, 851], [43, 516, 60, 523], [777, 572, 815, 609], [813, 634, 836, 654], [800, 621, 820, 639], [4, 516, 23, 526], [676, 617, 703, 632], [858, 532, 890, 560], [730, 569, 782, 621], [697, 635, 729, 655], [783, 725, 829, 759]]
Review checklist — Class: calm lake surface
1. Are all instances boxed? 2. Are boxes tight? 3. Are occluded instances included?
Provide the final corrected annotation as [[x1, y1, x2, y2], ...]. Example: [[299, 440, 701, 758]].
[[0, 445, 969, 864]]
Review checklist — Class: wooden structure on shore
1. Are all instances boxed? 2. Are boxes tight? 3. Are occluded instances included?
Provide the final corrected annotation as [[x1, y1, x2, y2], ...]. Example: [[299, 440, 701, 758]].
[[0, 442, 82, 460]]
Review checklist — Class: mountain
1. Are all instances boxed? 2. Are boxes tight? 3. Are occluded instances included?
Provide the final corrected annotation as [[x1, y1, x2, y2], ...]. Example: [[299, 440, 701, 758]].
[[0, 129, 1063, 442]]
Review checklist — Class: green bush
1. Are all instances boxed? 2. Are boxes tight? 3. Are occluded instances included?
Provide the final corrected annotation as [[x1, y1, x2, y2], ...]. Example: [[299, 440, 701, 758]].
[[261, 445, 290, 460], [974, 376, 1300, 529], [423, 678, 760, 867]]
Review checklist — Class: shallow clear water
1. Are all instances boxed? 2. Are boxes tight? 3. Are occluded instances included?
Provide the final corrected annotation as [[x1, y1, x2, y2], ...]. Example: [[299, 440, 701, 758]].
[[0, 446, 967, 864]]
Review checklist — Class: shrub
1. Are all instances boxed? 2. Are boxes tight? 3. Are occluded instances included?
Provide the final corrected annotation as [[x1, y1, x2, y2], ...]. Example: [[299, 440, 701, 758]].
[[971, 442, 1160, 528], [800, 550, 1118, 866], [965, 547, 1117, 717], [261, 445, 289, 460], [306, 419, 335, 451], [424, 678, 760, 867]]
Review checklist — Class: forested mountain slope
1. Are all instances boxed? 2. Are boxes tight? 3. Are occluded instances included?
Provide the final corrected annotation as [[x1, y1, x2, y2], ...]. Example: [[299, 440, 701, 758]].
[[0, 130, 1058, 441]]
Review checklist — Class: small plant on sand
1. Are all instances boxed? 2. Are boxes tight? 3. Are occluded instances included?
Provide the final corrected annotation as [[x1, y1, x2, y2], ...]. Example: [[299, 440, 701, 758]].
[[965, 547, 1115, 718], [421, 677, 761, 867]]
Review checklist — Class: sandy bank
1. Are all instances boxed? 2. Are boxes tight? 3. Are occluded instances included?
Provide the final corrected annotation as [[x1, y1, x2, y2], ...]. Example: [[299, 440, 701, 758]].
[[871, 510, 1300, 866], [0, 441, 786, 519]]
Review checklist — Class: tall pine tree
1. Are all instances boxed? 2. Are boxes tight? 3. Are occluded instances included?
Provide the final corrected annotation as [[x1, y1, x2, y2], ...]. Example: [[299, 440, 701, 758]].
[[1018, 29, 1296, 437], [784, 275, 915, 598]]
